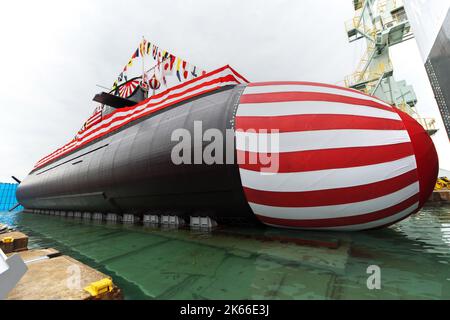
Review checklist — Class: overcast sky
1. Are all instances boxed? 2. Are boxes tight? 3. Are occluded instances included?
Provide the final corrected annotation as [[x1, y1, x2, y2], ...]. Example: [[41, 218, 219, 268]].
[[0, 0, 448, 182]]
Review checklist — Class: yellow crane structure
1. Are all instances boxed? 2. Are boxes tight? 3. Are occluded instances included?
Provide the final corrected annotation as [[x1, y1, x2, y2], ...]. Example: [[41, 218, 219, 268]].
[[344, 0, 438, 135]]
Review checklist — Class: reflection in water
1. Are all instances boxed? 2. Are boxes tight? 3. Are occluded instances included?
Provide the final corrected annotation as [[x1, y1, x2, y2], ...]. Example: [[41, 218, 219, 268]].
[[1, 206, 449, 300]]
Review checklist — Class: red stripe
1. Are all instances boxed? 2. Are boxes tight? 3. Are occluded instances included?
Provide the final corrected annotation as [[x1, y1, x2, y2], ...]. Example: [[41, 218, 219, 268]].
[[239, 92, 395, 113], [235, 114, 405, 133], [226, 65, 250, 83], [247, 81, 385, 102], [371, 207, 420, 230], [243, 169, 418, 207], [86, 118, 101, 126], [237, 143, 414, 173], [395, 109, 439, 207], [36, 141, 77, 165], [254, 194, 419, 228], [86, 114, 102, 126], [87, 114, 101, 122]]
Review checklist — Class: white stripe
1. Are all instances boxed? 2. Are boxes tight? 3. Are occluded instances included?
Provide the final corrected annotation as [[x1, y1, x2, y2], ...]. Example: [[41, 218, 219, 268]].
[[236, 101, 400, 120], [313, 203, 419, 231], [239, 155, 417, 192], [262, 203, 419, 231], [244, 84, 392, 107], [229, 69, 248, 84], [249, 182, 419, 220], [236, 129, 410, 153], [86, 115, 101, 125]]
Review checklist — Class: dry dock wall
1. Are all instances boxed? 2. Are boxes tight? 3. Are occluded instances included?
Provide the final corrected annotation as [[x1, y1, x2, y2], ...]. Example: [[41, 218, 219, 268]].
[[1, 229, 122, 300]]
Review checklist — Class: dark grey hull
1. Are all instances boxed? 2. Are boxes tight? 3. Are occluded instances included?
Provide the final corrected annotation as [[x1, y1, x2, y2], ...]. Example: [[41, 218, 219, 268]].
[[424, 9, 450, 140], [16, 85, 256, 223]]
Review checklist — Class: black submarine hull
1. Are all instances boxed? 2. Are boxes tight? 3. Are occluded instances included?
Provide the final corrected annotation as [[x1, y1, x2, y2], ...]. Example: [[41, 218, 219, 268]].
[[16, 85, 256, 223]]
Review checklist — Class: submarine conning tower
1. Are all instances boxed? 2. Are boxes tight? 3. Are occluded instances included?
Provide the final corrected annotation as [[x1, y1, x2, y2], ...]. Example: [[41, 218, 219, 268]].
[[16, 67, 438, 231]]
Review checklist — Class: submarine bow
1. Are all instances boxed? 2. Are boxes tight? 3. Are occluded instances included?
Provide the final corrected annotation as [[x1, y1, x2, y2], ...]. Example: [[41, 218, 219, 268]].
[[235, 82, 438, 231]]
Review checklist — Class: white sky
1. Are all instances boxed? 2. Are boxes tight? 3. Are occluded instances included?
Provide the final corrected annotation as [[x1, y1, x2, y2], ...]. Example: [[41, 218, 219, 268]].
[[0, 0, 448, 182]]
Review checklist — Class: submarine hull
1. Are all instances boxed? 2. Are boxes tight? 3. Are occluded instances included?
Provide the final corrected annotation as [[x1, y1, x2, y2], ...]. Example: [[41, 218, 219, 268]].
[[17, 81, 439, 231], [17, 86, 256, 222]]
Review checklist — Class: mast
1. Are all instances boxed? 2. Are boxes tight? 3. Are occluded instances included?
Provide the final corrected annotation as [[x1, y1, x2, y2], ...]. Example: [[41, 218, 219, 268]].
[[141, 36, 145, 81], [141, 36, 148, 99]]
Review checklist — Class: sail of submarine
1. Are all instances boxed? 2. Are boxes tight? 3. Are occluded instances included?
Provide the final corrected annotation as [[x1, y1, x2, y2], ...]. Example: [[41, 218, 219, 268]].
[[16, 45, 439, 231]]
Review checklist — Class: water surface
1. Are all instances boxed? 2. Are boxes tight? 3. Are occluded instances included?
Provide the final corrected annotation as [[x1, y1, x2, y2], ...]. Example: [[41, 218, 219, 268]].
[[1, 206, 449, 300]]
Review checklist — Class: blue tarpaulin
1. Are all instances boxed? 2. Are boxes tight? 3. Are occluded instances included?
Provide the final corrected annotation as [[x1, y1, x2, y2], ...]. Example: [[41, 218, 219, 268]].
[[0, 183, 22, 212]]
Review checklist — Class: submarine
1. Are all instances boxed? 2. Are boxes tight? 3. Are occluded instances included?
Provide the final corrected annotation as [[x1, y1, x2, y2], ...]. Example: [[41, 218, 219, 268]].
[[16, 57, 439, 231]]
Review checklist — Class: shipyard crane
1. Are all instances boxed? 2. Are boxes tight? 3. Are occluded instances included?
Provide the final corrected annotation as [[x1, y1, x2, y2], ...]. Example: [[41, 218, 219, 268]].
[[344, 0, 438, 135]]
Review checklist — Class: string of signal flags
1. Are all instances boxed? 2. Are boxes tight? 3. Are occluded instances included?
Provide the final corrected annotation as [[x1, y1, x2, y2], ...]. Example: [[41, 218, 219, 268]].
[[113, 37, 207, 92]]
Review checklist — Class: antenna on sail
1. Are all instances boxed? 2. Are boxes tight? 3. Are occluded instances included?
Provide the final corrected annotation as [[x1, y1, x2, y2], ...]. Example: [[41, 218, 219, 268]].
[[140, 36, 151, 99], [96, 84, 112, 91], [142, 36, 146, 79]]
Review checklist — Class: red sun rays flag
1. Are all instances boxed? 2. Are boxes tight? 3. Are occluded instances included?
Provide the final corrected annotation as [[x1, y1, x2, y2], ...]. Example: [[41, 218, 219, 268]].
[[119, 79, 140, 98]]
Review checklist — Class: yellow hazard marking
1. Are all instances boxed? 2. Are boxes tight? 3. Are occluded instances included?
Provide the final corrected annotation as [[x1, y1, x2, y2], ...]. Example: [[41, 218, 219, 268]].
[[1, 237, 14, 244], [84, 278, 113, 297]]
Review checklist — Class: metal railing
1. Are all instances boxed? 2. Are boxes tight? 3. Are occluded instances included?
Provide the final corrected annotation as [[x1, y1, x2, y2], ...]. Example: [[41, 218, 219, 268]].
[[345, 61, 393, 90]]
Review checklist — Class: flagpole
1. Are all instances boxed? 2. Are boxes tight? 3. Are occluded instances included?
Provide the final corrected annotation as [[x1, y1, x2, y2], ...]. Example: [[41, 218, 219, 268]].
[[141, 37, 145, 79], [144, 55, 169, 74], [141, 36, 147, 98]]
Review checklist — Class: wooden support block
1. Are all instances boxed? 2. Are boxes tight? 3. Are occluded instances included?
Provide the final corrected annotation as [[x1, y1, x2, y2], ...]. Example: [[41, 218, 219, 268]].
[[0, 232, 28, 254]]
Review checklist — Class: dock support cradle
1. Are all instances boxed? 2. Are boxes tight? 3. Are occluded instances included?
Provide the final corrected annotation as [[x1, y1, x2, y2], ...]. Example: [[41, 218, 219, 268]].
[[190, 216, 218, 229], [123, 214, 139, 223], [143, 215, 159, 224], [106, 213, 121, 222], [161, 215, 185, 226]]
